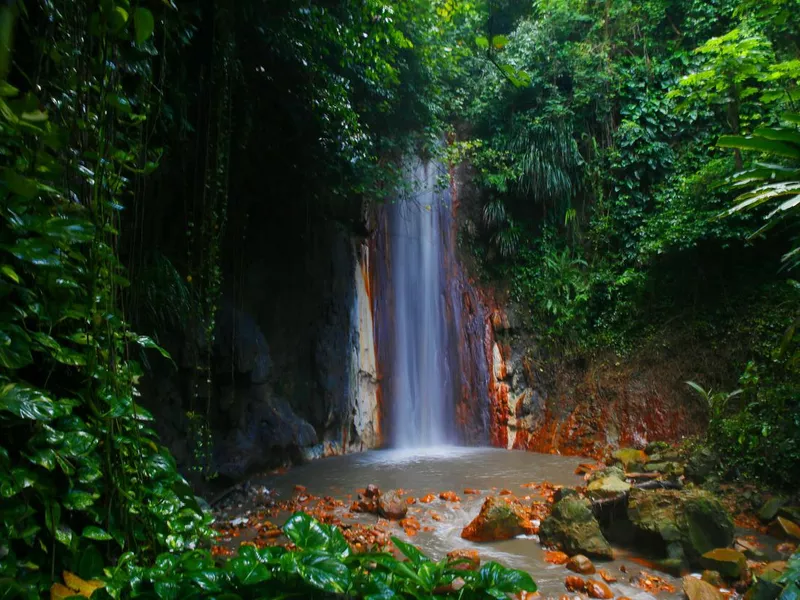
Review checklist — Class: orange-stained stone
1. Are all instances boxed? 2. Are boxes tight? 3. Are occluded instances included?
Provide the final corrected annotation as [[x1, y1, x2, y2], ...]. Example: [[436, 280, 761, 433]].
[[420, 494, 436, 503], [565, 576, 586, 592], [464, 488, 481, 495], [461, 496, 537, 542], [586, 580, 614, 599], [440, 491, 461, 502], [544, 551, 570, 565]]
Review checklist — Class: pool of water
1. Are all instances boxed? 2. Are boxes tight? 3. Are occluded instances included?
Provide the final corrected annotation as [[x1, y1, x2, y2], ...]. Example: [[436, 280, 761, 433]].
[[245, 447, 685, 599]]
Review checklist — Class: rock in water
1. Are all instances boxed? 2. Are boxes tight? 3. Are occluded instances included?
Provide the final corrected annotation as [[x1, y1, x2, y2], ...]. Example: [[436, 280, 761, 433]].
[[567, 555, 596, 574], [700, 548, 747, 579], [378, 490, 408, 520], [460, 496, 536, 542], [540, 496, 614, 559], [586, 579, 614, 599], [683, 576, 724, 600], [758, 497, 787, 522], [627, 488, 734, 568], [769, 516, 800, 540]]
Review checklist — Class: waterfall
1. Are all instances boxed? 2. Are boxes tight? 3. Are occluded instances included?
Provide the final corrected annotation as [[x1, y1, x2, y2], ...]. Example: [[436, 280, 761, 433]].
[[382, 159, 455, 448], [373, 156, 492, 449]]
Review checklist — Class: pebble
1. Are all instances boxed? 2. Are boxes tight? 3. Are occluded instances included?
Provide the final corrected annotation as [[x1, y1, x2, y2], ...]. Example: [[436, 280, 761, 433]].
[[567, 554, 596, 575]]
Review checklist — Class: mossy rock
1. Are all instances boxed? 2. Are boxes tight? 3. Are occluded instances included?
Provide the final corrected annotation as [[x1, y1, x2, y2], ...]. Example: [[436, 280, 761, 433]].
[[588, 466, 625, 483], [700, 548, 747, 579], [586, 476, 631, 500], [613, 448, 647, 470], [627, 488, 734, 568], [758, 497, 788, 522], [645, 441, 670, 455], [539, 497, 614, 559]]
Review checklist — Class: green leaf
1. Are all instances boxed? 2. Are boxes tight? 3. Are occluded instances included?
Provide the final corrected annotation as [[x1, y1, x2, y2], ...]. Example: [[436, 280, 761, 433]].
[[283, 512, 331, 550], [0, 383, 59, 420], [718, 135, 800, 159], [492, 35, 508, 49], [280, 550, 350, 593], [390, 536, 430, 568], [82, 526, 112, 541], [63, 490, 96, 510], [1, 265, 19, 283], [478, 562, 537, 595], [475, 36, 489, 50], [134, 8, 155, 44]]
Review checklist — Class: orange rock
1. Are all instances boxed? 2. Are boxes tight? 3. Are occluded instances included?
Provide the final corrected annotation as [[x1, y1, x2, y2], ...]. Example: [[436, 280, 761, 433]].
[[446, 549, 481, 571], [544, 551, 570, 565], [440, 491, 461, 502], [464, 488, 481, 495], [598, 569, 617, 583], [365, 484, 380, 498], [566, 555, 595, 575], [430, 512, 443, 522], [499, 489, 513, 496], [565, 576, 586, 592], [405, 497, 416, 505], [293, 484, 307, 493], [461, 496, 537, 542], [586, 580, 614, 599], [420, 494, 436, 503]]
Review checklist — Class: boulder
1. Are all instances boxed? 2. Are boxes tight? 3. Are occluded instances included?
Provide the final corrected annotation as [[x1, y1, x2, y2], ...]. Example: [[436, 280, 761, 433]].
[[685, 447, 718, 483], [586, 476, 631, 500], [769, 517, 800, 540], [460, 496, 536, 542], [700, 548, 747, 579], [539, 497, 614, 559], [554, 487, 581, 503], [683, 576, 724, 600], [588, 466, 626, 484], [613, 448, 647, 471], [378, 490, 408, 520], [365, 484, 381, 498], [758, 497, 788, 522], [627, 488, 734, 568], [566, 555, 596, 575]]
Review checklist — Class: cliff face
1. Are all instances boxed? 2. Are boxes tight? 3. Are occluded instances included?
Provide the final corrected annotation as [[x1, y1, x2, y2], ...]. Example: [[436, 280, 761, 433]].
[[140, 216, 381, 486], [450, 163, 712, 458]]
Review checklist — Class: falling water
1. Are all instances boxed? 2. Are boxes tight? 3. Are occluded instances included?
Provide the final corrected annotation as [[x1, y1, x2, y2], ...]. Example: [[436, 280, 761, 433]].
[[384, 159, 455, 448]]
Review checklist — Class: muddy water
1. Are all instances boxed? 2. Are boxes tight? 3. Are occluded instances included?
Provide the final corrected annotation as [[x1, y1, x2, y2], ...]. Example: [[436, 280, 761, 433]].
[[252, 447, 684, 599]]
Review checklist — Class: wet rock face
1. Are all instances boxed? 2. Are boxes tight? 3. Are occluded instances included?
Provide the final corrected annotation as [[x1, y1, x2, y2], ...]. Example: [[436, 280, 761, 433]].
[[626, 488, 735, 568], [460, 496, 536, 542], [141, 222, 382, 487], [683, 575, 724, 600], [539, 497, 614, 559], [378, 490, 409, 520]]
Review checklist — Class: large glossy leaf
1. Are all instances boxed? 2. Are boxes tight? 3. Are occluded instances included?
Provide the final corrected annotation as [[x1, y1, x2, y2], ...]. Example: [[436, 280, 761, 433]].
[[134, 8, 155, 44], [718, 135, 800, 159], [283, 512, 331, 550], [280, 550, 351, 594], [478, 562, 537, 596], [0, 382, 60, 420], [228, 546, 272, 585], [390, 536, 430, 568]]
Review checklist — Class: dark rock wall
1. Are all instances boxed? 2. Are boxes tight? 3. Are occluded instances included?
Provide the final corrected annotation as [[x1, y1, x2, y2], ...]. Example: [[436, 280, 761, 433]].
[[140, 217, 381, 487]]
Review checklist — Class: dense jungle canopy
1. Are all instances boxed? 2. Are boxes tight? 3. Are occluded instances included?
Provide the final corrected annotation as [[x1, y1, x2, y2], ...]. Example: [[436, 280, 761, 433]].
[[0, 0, 798, 598]]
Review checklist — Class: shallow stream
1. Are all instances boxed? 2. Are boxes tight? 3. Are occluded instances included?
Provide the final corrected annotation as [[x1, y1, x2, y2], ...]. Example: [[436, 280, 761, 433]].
[[246, 447, 687, 599]]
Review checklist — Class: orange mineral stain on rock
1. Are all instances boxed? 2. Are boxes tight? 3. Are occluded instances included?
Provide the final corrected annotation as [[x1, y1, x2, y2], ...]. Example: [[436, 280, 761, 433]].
[[420, 493, 436, 503], [439, 491, 461, 502], [544, 551, 570, 565]]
